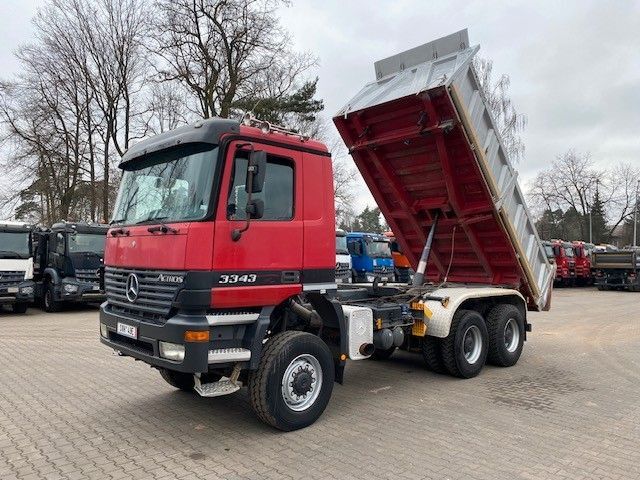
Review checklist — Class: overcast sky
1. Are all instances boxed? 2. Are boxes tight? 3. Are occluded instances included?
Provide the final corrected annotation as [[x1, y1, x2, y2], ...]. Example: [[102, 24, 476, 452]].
[[1, 0, 639, 211]]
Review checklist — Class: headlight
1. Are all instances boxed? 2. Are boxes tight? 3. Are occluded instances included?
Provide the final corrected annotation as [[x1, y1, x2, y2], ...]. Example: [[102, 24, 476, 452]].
[[159, 341, 185, 362], [64, 284, 79, 293], [19, 286, 34, 295], [100, 323, 108, 338], [366, 275, 375, 282]]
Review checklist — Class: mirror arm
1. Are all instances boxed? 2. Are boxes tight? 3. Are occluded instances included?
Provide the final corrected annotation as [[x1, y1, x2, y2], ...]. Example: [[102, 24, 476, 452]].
[[231, 167, 255, 242]]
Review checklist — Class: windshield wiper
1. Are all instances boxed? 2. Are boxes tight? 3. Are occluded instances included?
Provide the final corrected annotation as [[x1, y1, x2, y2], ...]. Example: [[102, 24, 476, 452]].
[[135, 216, 169, 225], [109, 218, 125, 225]]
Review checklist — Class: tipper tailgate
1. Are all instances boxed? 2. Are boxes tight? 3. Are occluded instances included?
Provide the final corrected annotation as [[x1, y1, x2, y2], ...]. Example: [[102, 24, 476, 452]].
[[333, 29, 553, 311]]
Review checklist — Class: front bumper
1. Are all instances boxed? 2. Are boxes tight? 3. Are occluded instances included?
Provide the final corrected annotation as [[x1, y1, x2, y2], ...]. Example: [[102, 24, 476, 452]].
[[57, 279, 105, 303], [0, 280, 35, 305], [99, 303, 269, 373]]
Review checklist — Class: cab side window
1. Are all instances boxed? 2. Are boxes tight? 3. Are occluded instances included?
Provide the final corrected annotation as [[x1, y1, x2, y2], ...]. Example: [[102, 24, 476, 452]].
[[227, 154, 294, 221]]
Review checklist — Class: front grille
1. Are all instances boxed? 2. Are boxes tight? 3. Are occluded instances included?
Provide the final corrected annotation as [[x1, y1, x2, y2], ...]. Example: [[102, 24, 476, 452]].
[[0, 271, 25, 292], [336, 262, 351, 279], [373, 265, 392, 276], [75, 268, 100, 285], [105, 267, 185, 320]]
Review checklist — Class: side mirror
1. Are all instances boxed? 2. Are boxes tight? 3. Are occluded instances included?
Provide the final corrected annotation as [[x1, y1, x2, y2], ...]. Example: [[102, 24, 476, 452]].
[[246, 150, 267, 193], [246, 199, 264, 219]]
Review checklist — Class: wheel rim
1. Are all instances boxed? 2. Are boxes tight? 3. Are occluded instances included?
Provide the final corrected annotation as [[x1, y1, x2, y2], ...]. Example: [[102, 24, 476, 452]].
[[281, 354, 323, 412], [462, 325, 483, 364], [504, 318, 520, 353], [45, 290, 50, 308]]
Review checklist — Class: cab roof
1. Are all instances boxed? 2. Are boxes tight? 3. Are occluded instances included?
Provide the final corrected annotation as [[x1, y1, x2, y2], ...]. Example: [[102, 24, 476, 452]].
[[119, 117, 329, 168], [50, 221, 109, 234]]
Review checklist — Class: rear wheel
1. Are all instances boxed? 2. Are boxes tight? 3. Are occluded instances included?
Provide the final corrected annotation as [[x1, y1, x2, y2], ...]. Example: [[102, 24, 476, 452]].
[[421, 335, 445, 373], [248, 331, 334, 431], [12, 303, 28, 314], [441, 310, 488, 379], [43, 284, 62, 313], [486, 304, 525, 367]]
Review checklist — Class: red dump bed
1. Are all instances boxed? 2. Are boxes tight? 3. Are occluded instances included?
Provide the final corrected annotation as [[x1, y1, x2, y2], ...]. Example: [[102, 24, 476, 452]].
[[334, 30, 553, 311]]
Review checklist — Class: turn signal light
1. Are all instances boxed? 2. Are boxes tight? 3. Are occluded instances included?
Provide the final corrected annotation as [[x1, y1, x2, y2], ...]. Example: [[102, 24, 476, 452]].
[[184, 330, 210, 342]]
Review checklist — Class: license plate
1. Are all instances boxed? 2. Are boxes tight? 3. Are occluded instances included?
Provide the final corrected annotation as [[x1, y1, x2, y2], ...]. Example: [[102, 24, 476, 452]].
[[7, 287, 18, 293], [117, 322, 137, 339]]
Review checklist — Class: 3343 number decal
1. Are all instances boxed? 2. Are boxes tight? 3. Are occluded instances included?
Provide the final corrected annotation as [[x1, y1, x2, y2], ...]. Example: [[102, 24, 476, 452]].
[[218, 274, 258, 284]]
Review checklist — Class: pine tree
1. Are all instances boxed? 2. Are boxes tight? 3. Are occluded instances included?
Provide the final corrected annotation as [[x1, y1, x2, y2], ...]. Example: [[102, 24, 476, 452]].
[[590, 189, 607, 243]]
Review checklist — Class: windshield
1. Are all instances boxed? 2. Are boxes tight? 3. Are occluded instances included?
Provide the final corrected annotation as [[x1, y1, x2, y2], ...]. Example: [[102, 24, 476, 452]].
[[564, 246, 574, 257], [68, 233, 106, 254], [0, 232, 30, 258], [366, 239, 392, 258], [112, 144, 218, 225], [336, 235, 348, 255]]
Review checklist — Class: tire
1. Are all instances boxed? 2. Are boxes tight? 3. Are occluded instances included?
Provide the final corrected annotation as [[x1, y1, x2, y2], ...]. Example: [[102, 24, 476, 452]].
[[371, 346, 396, 360], [12, 303, 28, 314], [248, 331, 334, 431], [421, 335, 446, 374], [441, 310, 488, 379], [159, 369, 195, 392], [43, 284, 63, 313], [485, 304, 525, 367]]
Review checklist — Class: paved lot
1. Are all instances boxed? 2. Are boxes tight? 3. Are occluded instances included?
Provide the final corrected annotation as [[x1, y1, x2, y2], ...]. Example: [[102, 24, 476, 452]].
[[0, 289, 639, 479]]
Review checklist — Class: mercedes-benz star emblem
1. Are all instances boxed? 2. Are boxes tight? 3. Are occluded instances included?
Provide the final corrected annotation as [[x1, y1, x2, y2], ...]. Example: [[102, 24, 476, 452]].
[[126, 273, 139, 303]]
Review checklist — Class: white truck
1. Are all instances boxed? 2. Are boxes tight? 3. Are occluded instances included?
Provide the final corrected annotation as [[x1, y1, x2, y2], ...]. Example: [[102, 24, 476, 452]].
[[0, 221, 36, 313], [335, 229, 352, 283]]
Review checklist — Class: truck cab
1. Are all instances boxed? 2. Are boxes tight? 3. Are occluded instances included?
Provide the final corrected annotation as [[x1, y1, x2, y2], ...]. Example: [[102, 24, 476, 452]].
[[335, 230, 352, 284], [571, 241, 593, 285], [0, 221, 36, 313], [549, 239, 576, 286], [346, 232, 394, 283], [33, 222, 108, 311], [384, 231, 413, 283]]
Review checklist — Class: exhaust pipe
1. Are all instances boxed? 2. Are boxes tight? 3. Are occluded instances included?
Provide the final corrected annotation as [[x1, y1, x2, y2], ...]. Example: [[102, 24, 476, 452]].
[[359, 343, 375, 356]]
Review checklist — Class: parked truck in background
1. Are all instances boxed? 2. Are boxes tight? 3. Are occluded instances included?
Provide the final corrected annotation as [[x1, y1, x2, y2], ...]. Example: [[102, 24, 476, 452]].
[[33, 222, 108, 312], [335, 230, 352, 284], [384, 231, 414, 283], [544, 239, 575, 286], [100, 29, 554, 431], [0, 221, 36, 313], [346, 232, 394, 283], [571, 241, 593, 285], [592, 250, 640, 291]]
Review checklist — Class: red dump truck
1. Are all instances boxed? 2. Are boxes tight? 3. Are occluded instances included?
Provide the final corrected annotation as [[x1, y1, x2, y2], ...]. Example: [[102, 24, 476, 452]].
[[100, 29, 554, 431]]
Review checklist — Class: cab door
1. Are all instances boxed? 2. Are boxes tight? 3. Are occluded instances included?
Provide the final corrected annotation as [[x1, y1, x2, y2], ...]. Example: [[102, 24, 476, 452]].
[[212, 140, 304, 308]]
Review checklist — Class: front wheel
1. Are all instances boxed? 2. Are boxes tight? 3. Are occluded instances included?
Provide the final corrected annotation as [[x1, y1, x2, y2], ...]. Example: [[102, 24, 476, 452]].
[[12, 303, 28, 314], [441, 310, 488, 378], [248, 331, 334, 431], [43, 284, 63, 312], [159, 369, 194, 392]]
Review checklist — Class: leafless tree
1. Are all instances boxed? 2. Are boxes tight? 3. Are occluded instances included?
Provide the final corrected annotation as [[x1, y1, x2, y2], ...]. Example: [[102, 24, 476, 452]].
[[473, 57, 527, 164], [153, 0, 316, 119], [528, 150, 640, 240]]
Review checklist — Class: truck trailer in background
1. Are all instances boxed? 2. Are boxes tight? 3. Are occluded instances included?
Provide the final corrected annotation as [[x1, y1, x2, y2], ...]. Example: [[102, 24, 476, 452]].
[[100, 29, 554, 431], [592, 250, 640, 291], [0, 221, 36, 313]]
